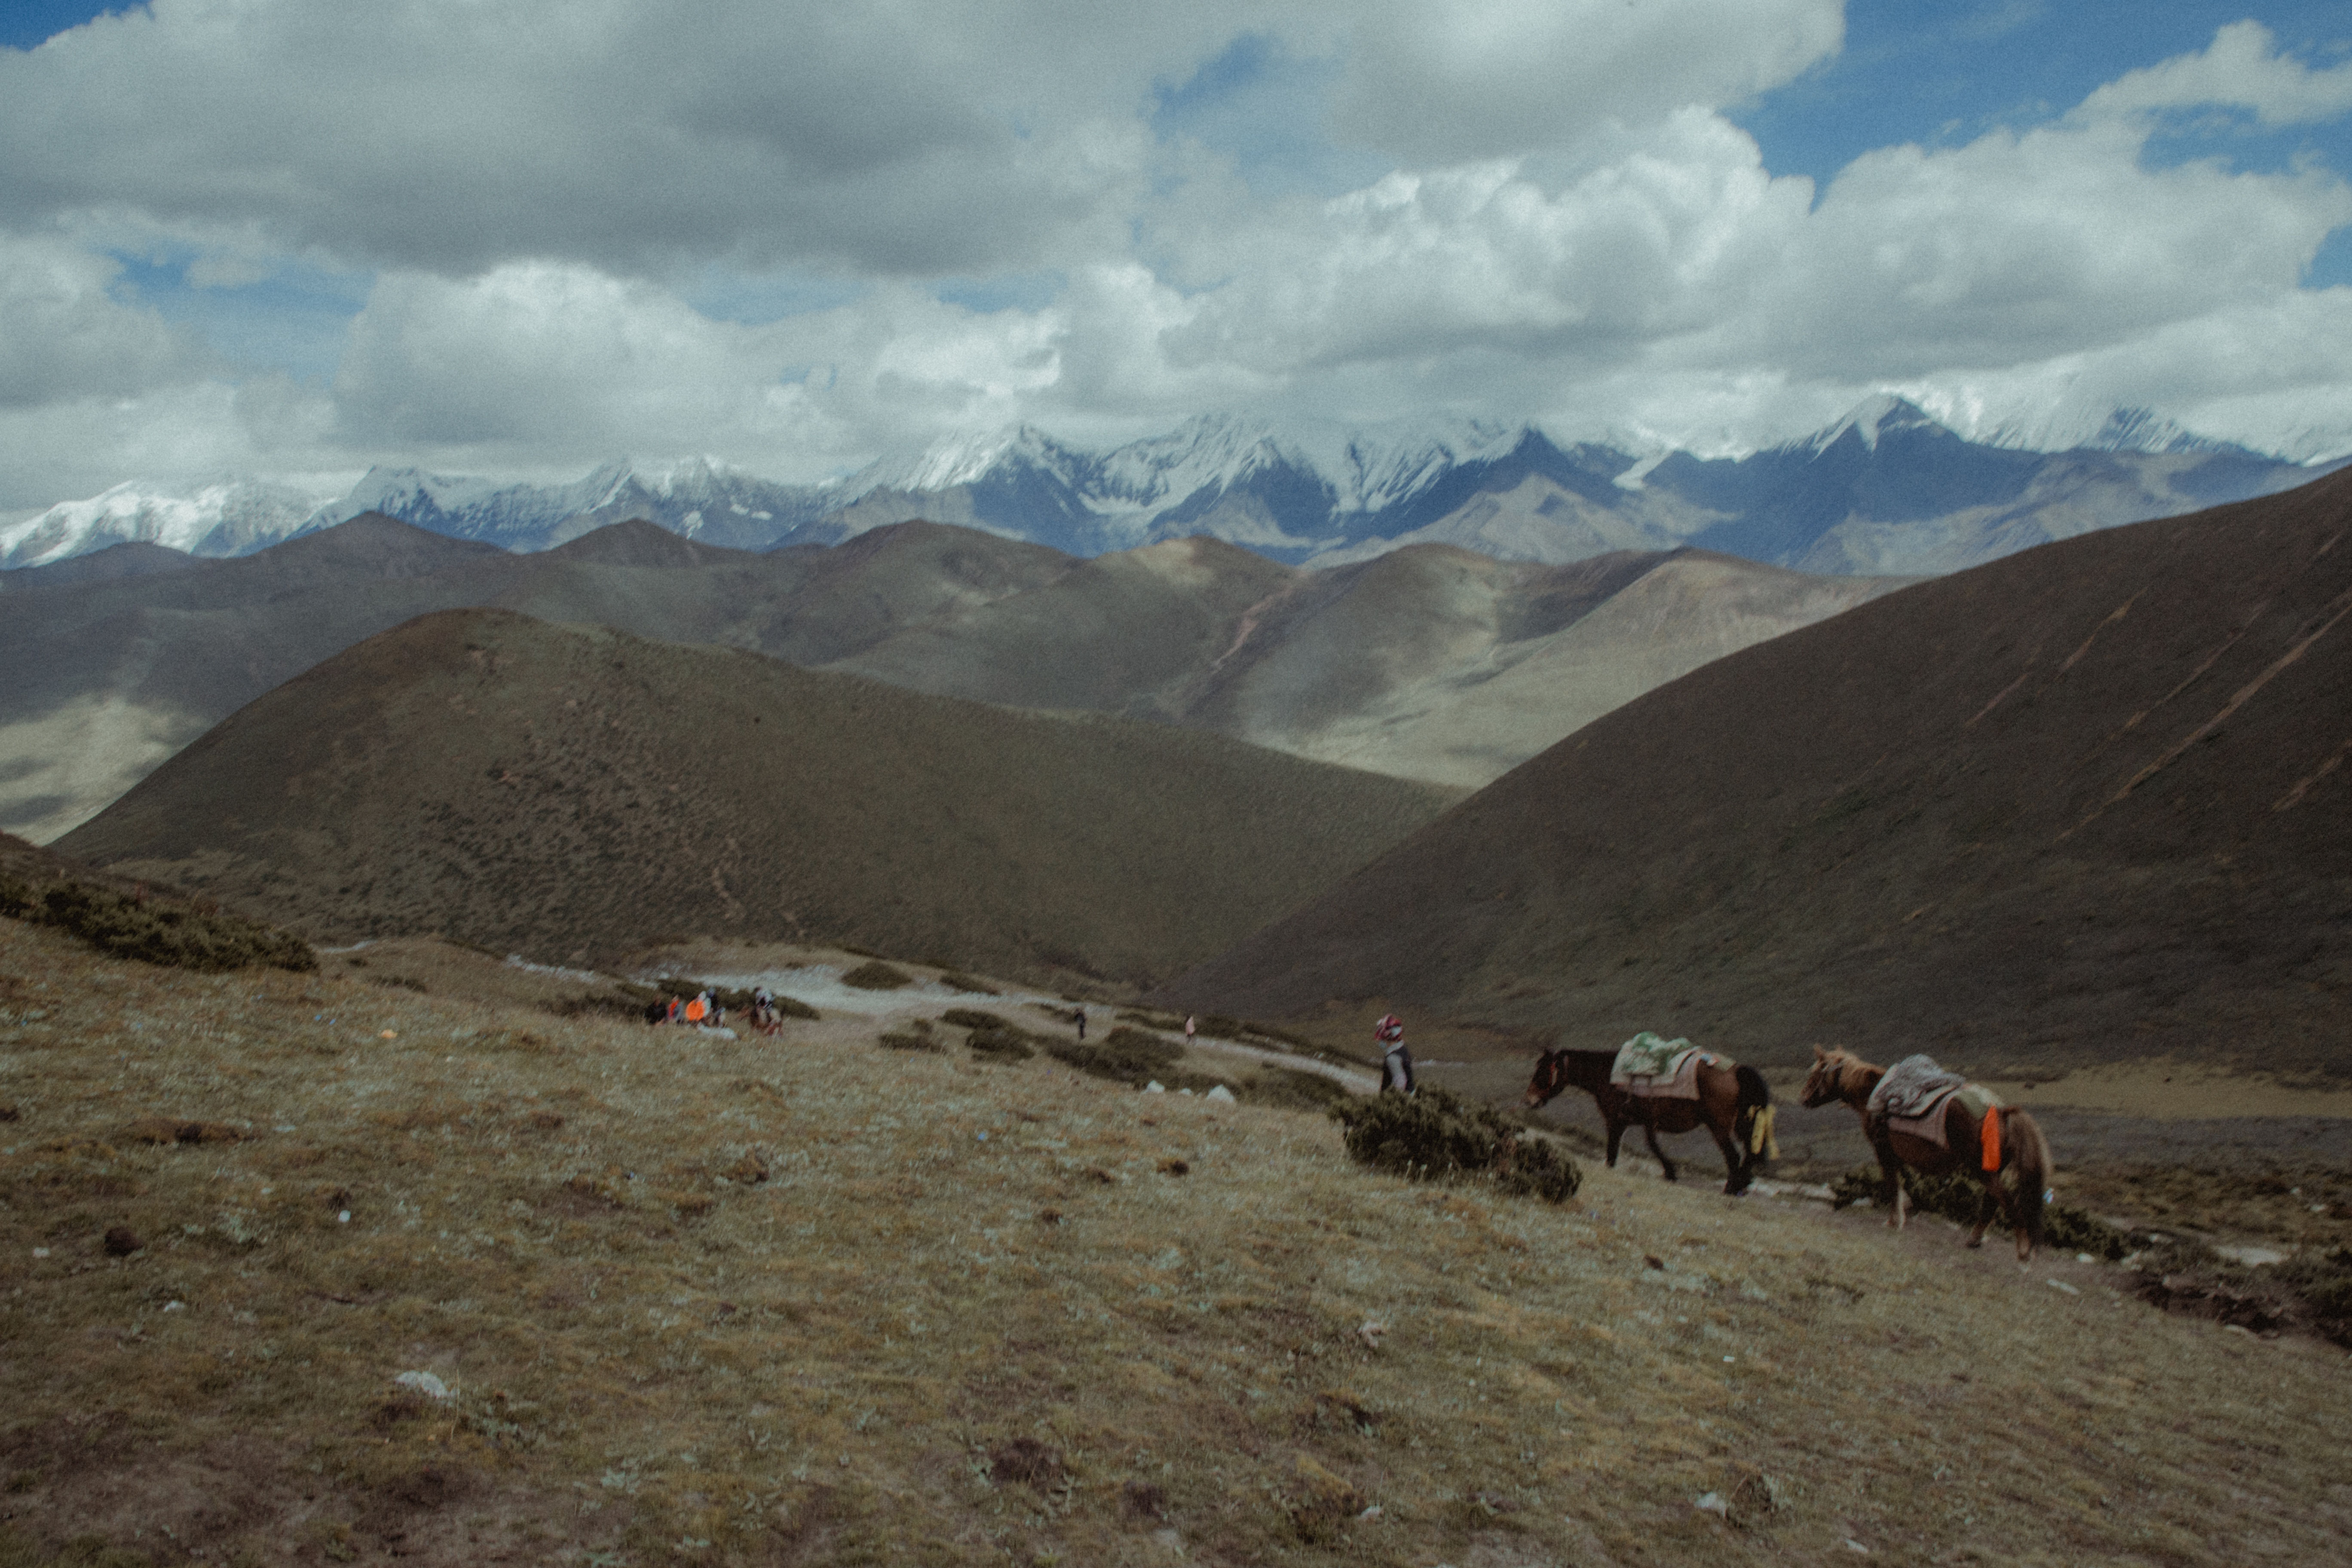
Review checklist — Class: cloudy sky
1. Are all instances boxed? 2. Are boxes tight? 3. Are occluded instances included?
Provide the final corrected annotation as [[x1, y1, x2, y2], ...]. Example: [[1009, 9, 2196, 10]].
[[2, 0, 2349, 512]]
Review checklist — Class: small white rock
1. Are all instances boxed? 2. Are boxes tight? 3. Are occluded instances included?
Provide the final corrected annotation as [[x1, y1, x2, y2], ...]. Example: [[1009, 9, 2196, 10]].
[[31, 1247, 48, 1259], [2047, 1278, 2080, 1295], [1694, 1491, 1729, 1517], [1204, 1085, 1236, 1103], [2076, 1253, 2094, 1264], [394, 1370, 452, 1400], [1143, 1081, 1166, 1093], [162, 1300, 184, 1312], [338, 1210, 351, 1224]]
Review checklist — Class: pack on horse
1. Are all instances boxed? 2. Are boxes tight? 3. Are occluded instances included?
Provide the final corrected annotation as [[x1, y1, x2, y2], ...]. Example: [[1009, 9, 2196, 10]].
[[1524, 1045, 1775, 1194], [1800, 1046, 2052, 1262]]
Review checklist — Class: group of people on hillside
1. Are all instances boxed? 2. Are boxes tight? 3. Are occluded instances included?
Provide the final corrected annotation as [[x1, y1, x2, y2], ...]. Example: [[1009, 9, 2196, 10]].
[[642, 986, 782, 1035]]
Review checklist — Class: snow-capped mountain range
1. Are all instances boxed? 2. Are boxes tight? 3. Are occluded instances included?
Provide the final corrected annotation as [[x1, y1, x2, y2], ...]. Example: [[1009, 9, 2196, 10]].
[[4, 400, 2341, 577]]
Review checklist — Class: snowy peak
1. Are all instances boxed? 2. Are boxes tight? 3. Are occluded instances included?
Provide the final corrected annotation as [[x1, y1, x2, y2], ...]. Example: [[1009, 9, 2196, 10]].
[[0, 476, 335, 570], [1801, 395, 1949, 455]]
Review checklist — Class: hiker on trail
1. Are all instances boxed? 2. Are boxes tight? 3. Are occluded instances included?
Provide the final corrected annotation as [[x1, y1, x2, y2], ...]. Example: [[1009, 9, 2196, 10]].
[[665, 995, 683, 1026], [1375, 1012, 1415, 1095], [1185, 1015, 1197, 1044], [685, 992, 709, 1026], [645, 997, 669, 1027], [1075, 1007, 1087, 1041]]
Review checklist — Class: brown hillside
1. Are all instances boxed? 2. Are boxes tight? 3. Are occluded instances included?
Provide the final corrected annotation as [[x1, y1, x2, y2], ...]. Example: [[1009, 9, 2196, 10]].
[[837, 540, 1902, 786], [1159, 467, 2352, 1081], [0, 514, 1074, 842], [56, 609, 1457, 985]]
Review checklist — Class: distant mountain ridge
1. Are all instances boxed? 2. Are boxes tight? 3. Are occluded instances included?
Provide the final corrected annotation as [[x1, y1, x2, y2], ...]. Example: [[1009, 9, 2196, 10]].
[[4, 400, 2339, 575]]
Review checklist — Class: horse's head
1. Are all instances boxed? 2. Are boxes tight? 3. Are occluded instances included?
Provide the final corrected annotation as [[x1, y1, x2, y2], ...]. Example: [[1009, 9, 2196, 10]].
[[1525, 1048, 1569, 1108], [1798, 1045, 1853, 1109]]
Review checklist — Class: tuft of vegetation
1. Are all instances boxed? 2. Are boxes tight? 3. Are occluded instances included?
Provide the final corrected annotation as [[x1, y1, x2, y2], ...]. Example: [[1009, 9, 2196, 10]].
[[1328, 1088, 1580, 1203], [1831, 1164, 2128, 1258], [939, 972, 1000, 996], [966, 1027, 1036, 1062], [0, 874, 314, 974], [942, 1008, 1011, 1031], [841, 959, 913, 991], [1234, 1067, 1353, 1114], [1045, 1024, 1185, 1088], [878, 1020, 943, 1053]]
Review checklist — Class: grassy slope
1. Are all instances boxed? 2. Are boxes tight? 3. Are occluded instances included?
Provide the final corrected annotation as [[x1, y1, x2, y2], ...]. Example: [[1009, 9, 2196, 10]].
[[56, 609, 1458, 988], [1160, 467, 2352, 1081], [4, 916, 2350, 1566]]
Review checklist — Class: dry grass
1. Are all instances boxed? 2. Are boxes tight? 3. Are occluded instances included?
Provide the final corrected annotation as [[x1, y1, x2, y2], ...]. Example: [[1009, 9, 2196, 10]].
[[4, 915, 2351, 1566]]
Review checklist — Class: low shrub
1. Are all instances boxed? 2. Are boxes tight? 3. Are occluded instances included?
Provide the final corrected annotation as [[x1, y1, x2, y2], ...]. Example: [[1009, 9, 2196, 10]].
[[940, 973, 1000, 996], [842, 960, 913, 991], [879, 1020, 942, 1053], [967, 1028, 1036, 1062], [1327, 1088, 1580, 1203], [1045, 1025, 1183, 1087], [943, 1009, 1011, 1031], [1234, 1067, 1353, 1114], [0, 875, 315, 974]]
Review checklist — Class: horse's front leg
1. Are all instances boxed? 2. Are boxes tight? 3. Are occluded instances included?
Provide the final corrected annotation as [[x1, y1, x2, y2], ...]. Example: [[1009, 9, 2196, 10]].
[[1603, 1116, 1626, 1169], [1875, 1145, 1907, 1229], [1642, 1122, 1678, 1182], [1965, 1177, 1996, 1249]]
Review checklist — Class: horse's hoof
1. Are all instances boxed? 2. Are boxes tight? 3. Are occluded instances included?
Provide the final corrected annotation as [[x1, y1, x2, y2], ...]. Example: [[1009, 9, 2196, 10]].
[[1965, 1237, 1984, 1250]]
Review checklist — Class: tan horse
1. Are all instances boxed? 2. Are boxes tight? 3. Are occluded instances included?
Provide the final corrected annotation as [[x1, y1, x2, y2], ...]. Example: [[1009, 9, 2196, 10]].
[[1799, 1046, 2052, 1262], [1525, 1048, 1773, 1194]]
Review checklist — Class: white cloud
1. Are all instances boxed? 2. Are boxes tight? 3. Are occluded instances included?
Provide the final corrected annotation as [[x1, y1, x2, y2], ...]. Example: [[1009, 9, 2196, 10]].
[[0, 233, 210, 407], [1324, 0, 1843, 162], [2, 2, 2351, 503], [2078, 20, 2352, 128]]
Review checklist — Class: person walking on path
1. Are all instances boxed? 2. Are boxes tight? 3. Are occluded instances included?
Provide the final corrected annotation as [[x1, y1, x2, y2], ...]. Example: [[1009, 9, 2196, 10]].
[[1075, 1006, 1087, 1041], [1184, 1015, 1197, 1046], [1375, 1012, 1414, 1095]]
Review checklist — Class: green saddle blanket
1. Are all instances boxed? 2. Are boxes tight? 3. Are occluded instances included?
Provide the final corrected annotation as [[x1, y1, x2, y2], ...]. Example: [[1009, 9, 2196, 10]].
[[1611, 1031, 1697, 1085]]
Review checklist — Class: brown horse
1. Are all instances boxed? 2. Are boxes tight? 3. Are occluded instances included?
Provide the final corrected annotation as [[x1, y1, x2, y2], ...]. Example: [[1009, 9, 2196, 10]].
[[1799, 1046, 2052, 1262], [1525, 1048, 1773, 1194]]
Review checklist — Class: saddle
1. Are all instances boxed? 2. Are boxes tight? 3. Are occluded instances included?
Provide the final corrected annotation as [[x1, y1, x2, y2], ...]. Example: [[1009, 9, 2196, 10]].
[[1868, 1054, 2004, 1166], [1610, 1032, 1715, 1100]]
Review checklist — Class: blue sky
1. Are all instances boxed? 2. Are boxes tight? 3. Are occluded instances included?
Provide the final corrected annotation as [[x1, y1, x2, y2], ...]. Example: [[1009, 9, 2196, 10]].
[[1, 1, 2349, 511]]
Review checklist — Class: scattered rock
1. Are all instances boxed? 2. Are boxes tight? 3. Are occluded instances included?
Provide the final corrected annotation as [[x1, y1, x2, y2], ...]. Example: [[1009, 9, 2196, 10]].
[[1204, 1084, 1236, 1103], [1694, 1491, 1729, 1518], [1357, 1320, 1387, 1352], [1120, 1479, 1168, 1521], [102, 1226, 141, 1256], [393, 1370, 453, 1401], [724, 1151, 769, 1184]]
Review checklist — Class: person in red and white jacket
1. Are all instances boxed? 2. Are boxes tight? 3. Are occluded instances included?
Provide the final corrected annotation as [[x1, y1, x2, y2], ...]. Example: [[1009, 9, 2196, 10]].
[[1375, 1012, 1414, 1095]]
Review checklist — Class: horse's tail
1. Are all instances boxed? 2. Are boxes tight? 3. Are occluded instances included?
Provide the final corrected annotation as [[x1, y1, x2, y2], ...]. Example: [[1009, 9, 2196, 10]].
[[2005, 1107, 2052, 1252], [1734, 1064, 1777, 1163]]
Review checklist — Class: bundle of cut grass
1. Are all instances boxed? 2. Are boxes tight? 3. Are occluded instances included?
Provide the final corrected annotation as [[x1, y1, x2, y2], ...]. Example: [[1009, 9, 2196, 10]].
[[1830, 1164, 2127, 1258], [1328, 1088, 1580, 1203]]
